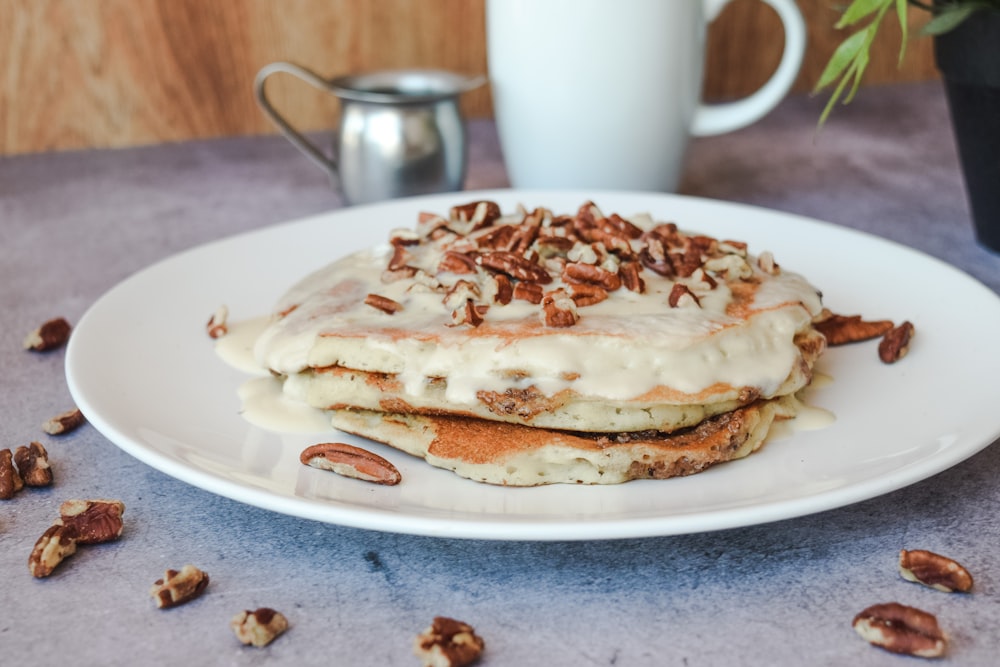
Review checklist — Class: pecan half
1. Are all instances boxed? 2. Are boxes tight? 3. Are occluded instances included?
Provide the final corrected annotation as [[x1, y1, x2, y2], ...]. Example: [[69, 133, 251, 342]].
[[508, 219, 541, 254], [206, 305, 228, 339], [151, 564, 210, 609], [300, 442, 402, 485], [477, 251, 552, 284], [852, 602, 946, 658], [364, 293, 404, 315], [56, 499, 125, 544], [24, 317, 72, 351], [438, 250, 479, 275], [42, 408, 86, 435], [28, 524, 78, 578], [474, 224, 516, 251], [0, 448, 24, 500], [813, 311, 894, 346], [414, 617, 485, 667], [603, 213, 643, 239], [879, 321, 915, 364], [512, 282, 543, 305], [899, 549, 973, 593], [231, 608, 289, 647], [14, 442, 53, 487], [562, 262, 621, 291]]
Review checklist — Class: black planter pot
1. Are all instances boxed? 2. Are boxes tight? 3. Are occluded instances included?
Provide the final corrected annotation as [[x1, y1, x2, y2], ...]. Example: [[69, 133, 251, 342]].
[[934, 10, 1000, 252]]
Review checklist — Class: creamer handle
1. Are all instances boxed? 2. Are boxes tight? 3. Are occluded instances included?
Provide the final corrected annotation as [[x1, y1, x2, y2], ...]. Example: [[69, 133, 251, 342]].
[[692, 0, 806, 136], [254, 61, 339, 176]]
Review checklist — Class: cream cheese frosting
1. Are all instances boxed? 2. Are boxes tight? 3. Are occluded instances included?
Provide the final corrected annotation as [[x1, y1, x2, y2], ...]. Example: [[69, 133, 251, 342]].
[[253, 201, 824, 408]]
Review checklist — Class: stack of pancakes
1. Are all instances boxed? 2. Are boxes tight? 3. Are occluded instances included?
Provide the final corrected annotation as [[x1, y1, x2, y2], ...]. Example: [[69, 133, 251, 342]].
[[254, 200, 826, 485]]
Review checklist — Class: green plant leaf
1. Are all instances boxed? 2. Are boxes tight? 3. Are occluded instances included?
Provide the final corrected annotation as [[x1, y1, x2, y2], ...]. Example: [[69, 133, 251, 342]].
[[814, 28, 870, 91], [921, 4, 982, 34], [895, 0, 909, 64], [837, 0, 893, 28]]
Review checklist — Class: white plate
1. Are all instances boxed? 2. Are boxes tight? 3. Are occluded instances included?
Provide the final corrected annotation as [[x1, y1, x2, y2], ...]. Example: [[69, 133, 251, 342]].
[[67, 190, 1000, 541]]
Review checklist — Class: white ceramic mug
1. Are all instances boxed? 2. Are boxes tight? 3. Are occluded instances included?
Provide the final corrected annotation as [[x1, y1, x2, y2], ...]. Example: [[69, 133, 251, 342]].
[[486, 0, 806, 191]]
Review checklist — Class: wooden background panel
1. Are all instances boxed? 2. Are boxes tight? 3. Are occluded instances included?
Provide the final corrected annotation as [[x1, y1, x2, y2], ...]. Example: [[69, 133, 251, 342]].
[[0, 0, 938, 156]]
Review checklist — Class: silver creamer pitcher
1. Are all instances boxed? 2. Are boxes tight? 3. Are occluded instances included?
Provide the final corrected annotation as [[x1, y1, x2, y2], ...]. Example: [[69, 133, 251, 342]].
[[254, 62, 485, 206]]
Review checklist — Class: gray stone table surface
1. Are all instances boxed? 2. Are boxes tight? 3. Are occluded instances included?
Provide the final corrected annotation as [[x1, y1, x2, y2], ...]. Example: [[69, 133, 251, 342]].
[[2, 82, 999, 666]]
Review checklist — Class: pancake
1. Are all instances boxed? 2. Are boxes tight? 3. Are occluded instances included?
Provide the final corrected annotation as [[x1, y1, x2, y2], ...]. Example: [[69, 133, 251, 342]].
[[329, 396, 798, 486], [282, 326, 823, 432], [255, 201, 826, 435]]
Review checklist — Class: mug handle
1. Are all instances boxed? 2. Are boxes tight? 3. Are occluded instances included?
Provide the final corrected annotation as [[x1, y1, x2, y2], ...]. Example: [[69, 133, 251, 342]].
[[254, 61, 339, 176], [691, 0, 806, 136]]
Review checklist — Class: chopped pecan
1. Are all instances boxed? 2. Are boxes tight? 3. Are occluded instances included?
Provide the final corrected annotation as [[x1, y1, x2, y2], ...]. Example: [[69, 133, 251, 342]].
[[206, 305, 228, 339], [719, 239, 748, 256], [639, 244, 674, 277], [300, 442, 402, 485], [757, 251, 780, 275], [585, 226, 632, 253], [702, 253, 752, 280], [668, 235, 715, 278], [417, 212, 450, 239], [879, 321, 915, 364], [812, 310, 894, 346], [442, 280, 482, 312], [450, 200, 501, 229], [512, 282, 543, 305], [56, 499, 125, 544], [387, 243, 412, 271], [28, 524, 78, 578], [477, 251, 552, 284], [151, 564, 210, 609], [364, 293, 404, 315], [603, 213, 643, 239], [569, 283, 608, 307], [576, 201, 603, 226], [508, 221, 541, 254], [15, 442, 52, 487], [414, 617, 485, 667], [541, 289, 579, 328], [696, 268, 718, 289], [492, 274, 513, 305], [438, 251, 479, 275], [668, 284, 700, 308], [449, 300, 485, 328], [382, 266, 419, 283], [562, 262, 621, 291], [42, 408, 86, 435], [899, 549, 973, 593], [0, 448, 24, 499], [24, 317, 72, 351], [231, 608, 289, 647], [852, 602, 946, 658], [618, 260, 645, 293], [535, 235, 575, 258], [474, 224, 516, 251], [389, 227, 420, 246]]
